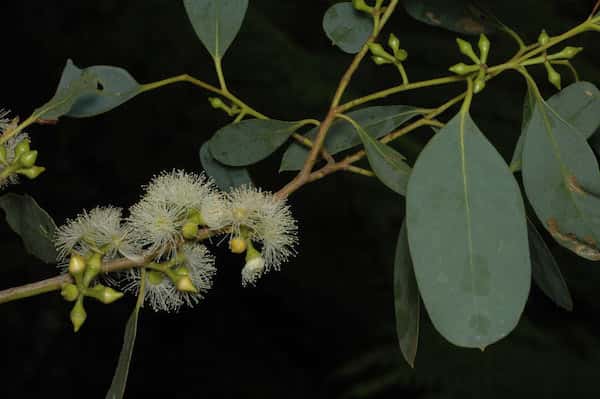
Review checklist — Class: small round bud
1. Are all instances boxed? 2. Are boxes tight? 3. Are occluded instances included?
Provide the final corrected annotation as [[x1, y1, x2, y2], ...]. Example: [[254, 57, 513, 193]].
[[473, 78, 486, 94], [176, 276, 198, 293], [17, 166, 45, 179], [229, 237, 247, 254], [456, 38, 480, 63], [14, 140, 30, 157], [545, 61, 561, 90], [18, 150, 38, 168], [147, 270, 165, 285], [478, 34, 490, 64], [388, 33, 400, 53], [70, 299, 87, 333], [449, 63, 478, 75], [61, 284, 79, 302], [538, 30, 550, 45], [208, 97, 225, 109], [69, 254, 86, 275], [182, 221, 199, 239]]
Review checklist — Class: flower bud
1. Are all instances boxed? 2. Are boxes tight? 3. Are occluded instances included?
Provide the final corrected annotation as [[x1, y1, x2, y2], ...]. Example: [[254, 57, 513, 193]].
[[372, 56, 392, 65], [353, 0, 373, 13], [176, 275, 198, 293], [182, 221, 199, 239], [538, 30, 550, 45], [70, 299, 87, 333], [368, 43, 393, 60], [545, 61, 561, 90], [86, 285, 124, 304], [478, 34, 490, 64], [61, 284, 79, 302], [388, 33, 400, 53], [456, 38, 480, 63], [473, 78, 486, 94], [69, 253, 86, 275], [83, 252, 103, 286], [229, 237, 247, 254], [208, 97, 225, 109], [14, 140, 30, 157], [147, 270, 165, 285], [549, 46, 583, 60], [174, 266, 190, 276], [18, 150, 38, 168], [449, 63, 478, 75], [17, 166, 45, 179]]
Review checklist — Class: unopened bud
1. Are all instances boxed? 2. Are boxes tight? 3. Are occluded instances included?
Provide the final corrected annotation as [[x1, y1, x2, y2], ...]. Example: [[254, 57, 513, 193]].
[[545, 61, 561, 90], [18, 150, 38, 168], [388, 33, 400, 53], [368, 43, 393, 60], [456, 38, 480, 63], [208, 97, 225, 109], [61, 284, 79, 302], [70, 299, 87, 333], [69, 254, 86, 275], [538, 30, 550, 45], [86, 285, 124, 304], [372, 56, 392, 65], [478, 34, 490, 64], [550, 46, 583, 60], [14, 140, 30, 157], [176, 276, 198, 293], [353, 0, 373, 13], [449, 63, 478, 75], [147, 270, 165, 285], [182, 221, 199, 239], [174, 266, 190, 276], [473, 78, 486, 94], [83, 253, 103, 286], [229, 237, 247, 254], [17, 166, 45, 179]]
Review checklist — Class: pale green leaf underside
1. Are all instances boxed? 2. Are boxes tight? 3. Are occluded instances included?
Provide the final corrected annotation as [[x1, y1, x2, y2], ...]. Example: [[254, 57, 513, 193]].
[[521, 97, 600, 255], [354, 125, 411, 195], [511, 82, 600, 171], [527, 218, 573, 311], [210, 119, 304, 167], [280, 105, 421, 172], [322, 2, 373, 54], [394, 220, 420, 367], [199, 142, 253, 190], [406, 112, 530, 349], [0, 193, 58, 264], [184, 0, 249, 58]]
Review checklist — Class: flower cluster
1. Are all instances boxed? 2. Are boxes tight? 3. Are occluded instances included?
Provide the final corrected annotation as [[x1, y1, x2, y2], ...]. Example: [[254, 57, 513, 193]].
[[0, 110, 39, 188], [53, 170, 298, 320]]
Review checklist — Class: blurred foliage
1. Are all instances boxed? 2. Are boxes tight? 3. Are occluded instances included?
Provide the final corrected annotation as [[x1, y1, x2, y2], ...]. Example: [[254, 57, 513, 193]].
[[1, 0, 600, 398]]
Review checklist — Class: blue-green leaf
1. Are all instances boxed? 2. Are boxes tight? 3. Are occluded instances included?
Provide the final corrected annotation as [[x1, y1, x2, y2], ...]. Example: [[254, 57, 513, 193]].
[[183, 0, 249, 59], [354, 124, 411, 195], [527, 217, 573, 311], [323, 2, 373, 54], [280, 106, 421, 172], [209, 119, 305, 167], [407, 112, 530, 349], [394, 220, 420, 367], [105, 273, 146, 399], [402, 0, 495, 34], [522, 93, 600, 259], [0, 193, 57, 263], [511, 82, 600, 171], [199, 142, 253, 190]]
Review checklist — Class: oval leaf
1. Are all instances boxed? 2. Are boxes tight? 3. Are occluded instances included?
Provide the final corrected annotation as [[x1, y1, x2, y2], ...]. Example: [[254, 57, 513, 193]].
[[323, 2, 373, 54], [183, 0, 249, 59], [394, 220, 420, 367], [522, 96, 600, 258], [0, 193, 58, 263], [199, 142, 253, 190], [209, 119, 304, 167], [527, 217, 573, 311], [406, 112, 530, 349], [105, 274, 146, 399], [280, 105, 421, 172], [354, 124, 411, 195], [511, 82, 600, 171], [403, 0, 495, 34]]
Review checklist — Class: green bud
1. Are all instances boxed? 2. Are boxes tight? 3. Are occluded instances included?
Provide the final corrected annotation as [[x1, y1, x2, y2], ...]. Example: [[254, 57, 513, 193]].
[[187, 209, 205, 225], [175, 266, 190, 276], [70, 299, 87, 333], [176, 275, 198, 293], [18, 150, 38, 168], [86, 285, 124, 304], [147, 270, 165, 285], [545, 61, 561, 90], [61, 284, 79, 302], [14, 140, 30, 157], [69, 253, 86, 275], [478, 34, 490, 64], [448, 63, 479, 75], [368, 43, 393, 60], [456, 38, 480, 64], [182, 221, 199, 239], [549, 46, 583, 60], [82, 252, 103, 286], [372, 56, 392, 65], [394, 48, 408, 62], [473, 78, 486, 94], [538, 30, 550, 45], [208, 97, 225, 109], [0, 146, 7, 164], [388, 33, 400, 53], [17, 166, 45, 179], [353, 0, 373, 13]]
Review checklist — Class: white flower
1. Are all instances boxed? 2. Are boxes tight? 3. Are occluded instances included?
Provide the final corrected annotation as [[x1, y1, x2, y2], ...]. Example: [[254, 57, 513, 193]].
[[126, 243, 216, 312], [241, 256, 265, 287], [54, 206, 136, 262], [223, 185, 298, 284], [0, 110, 29, 189], [143, 169, 217, 211]]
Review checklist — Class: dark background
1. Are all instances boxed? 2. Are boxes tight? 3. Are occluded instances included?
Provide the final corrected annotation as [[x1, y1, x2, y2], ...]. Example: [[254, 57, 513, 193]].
[[1, 1, 600, 398]]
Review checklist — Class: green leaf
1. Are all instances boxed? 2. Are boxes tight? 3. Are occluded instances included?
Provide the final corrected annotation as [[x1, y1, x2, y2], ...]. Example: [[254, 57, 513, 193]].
[[183, 0, 249, 59], [406, 112, 530, 349], [199, 142, 253, 190], [511, 82, 600, 171], [105, 274, 146, 399], [0, 193, 58, 264], [394, 220, 420, 367], [209, 119, 304, 167], [322, 2, 374, 54], [354, 124, 411, 195], [280, 106, 421, 172], [522, 95, 600, 259], [403, 0, 496, 35], [527, 217, 573, 311]]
